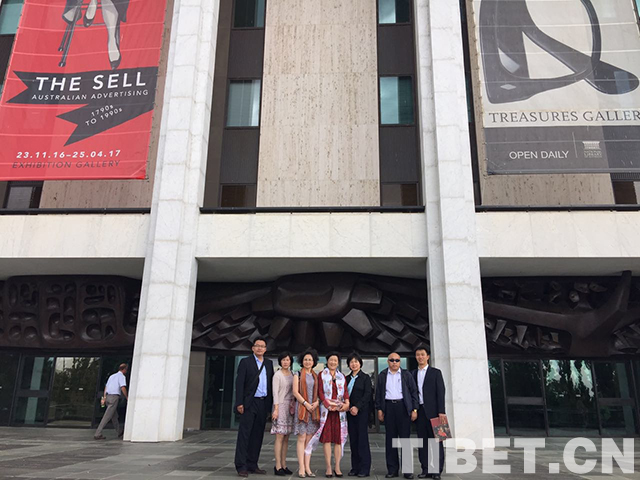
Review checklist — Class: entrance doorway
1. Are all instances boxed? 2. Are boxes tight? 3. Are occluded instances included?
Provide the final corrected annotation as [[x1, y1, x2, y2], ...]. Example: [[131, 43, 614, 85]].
[[489, 358, 640, 436], [202, 353, 415, 431], [0, 353, 132, 428]]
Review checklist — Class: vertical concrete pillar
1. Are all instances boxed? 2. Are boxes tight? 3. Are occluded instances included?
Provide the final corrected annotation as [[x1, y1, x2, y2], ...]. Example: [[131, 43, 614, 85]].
[[124, 0, 219, 442], [414, 0, 494, 447]]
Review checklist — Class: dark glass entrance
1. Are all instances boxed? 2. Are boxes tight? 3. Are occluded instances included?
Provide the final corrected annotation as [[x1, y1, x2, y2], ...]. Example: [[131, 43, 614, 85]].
[[1, 353, 131, 428], [202, 354, 410, 431], [490, 358, 640, 436]]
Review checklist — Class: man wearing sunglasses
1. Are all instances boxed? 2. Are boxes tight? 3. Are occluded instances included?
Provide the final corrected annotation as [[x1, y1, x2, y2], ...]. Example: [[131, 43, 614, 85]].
[[375, 353, 419, 479]]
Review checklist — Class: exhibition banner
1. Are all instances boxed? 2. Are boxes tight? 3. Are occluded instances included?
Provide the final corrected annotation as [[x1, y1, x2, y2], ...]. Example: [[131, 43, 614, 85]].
[[472, 0, 640, 174], [0, 0, 167, 180]]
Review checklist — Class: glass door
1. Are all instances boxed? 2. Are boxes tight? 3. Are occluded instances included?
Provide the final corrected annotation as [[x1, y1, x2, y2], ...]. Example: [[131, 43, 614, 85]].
[[593, 361, 638, 436], [503, 360, 547, 436], [12, 356, 54, 425], [48, 357, 100, 427], [0, 353, 20, 426]]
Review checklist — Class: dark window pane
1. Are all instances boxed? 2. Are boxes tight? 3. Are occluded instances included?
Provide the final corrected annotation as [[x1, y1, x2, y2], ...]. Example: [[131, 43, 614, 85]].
[[12, 396, 47, 425], [543, 360, 598, 436], [0, 35, 16, 93], [612, 181, 638, 204], [600, 406, 638, 436], [488, 359, 506, 435], [380, 76, 414, 125], [203, 355, 239, 429], [0, 353, 20, 426], [507, 405, 546, 436], [19, 356, 54, 391], [0, 0, 24, 35], [381, 183, 418, 206], [220, 184, 256, 207], [379, 0, 411, 24], [234, 0, 265, 28], [4, 183, 42, 209], [594, 362, 634, 399], [503, 361, 543, 397], [227, 80, 261, 127]]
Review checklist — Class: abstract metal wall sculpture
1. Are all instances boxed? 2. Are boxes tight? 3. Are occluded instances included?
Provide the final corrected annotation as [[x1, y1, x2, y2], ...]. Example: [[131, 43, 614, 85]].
[[0, 276, 140, 349], [483, 271, 640, 357], [193, 273, 430, 354]]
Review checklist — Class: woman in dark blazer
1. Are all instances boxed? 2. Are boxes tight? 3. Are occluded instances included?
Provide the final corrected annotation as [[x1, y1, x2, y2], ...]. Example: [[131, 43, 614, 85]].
[[345, 353, 372, 477]]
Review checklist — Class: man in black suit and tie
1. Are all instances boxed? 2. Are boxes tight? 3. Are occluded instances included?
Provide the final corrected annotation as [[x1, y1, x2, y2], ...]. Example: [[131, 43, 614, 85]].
[[234, 337, 274, 477], [413, 346, 446, 479], [375, 352, 419, 480]]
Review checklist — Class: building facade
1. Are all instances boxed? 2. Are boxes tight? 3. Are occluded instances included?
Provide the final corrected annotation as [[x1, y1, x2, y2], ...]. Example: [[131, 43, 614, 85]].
[[0, 0, 639, 444]]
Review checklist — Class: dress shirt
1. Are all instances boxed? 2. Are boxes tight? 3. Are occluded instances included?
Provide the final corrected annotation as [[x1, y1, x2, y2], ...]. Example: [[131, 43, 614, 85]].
[[105, 371, 126, 395], [385, 369, 403, 400], [417, 365, 429, 405], [254, 355, 268, 397]]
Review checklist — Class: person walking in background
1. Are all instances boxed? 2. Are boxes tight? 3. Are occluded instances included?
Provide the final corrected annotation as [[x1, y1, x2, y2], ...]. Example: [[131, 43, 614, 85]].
[[306, 352, 350, 478], [375, 353, 419, 479], [293, 349, 321, 478], [94, 363, 128, 440], [413, 346, 446, 479], [272, 352, 295, 476], [345, 353, 372, 478], [234, 337, 274, 477]]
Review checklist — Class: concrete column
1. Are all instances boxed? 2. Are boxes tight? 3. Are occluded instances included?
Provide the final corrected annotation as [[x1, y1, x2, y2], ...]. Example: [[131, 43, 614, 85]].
[[414, 0, 495, 447], [124, 0, 219, 442]]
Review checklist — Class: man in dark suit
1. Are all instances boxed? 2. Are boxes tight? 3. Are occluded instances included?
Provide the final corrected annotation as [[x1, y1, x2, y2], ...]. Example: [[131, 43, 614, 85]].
[[412, 346, 446, 479], [375, 352, 419, 479], [234, 337, 274, 477]]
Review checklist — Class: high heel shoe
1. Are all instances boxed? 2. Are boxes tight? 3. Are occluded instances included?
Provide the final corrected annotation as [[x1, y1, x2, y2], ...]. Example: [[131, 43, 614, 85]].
[[274, 467, 286, 476], [109, 20, 122, 70], [284, 467, 294, 475], [83, 0, 97, 27], [306, 472, 316, 478], [298, 472, 306, 478]]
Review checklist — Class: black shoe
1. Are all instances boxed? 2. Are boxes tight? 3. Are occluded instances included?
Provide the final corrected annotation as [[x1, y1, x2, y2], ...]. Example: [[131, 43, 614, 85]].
[[251, 469, 267, 475], [275, 467, 286, 476], [403, 475, 414, 479], [432, 476, 441, 480], [357, 475, 369, 478], [348, 472, 357, 477], [335, 475, 343, 478], [283, 467, 293, 475], [325, 474, 333, 478], [385, 474, 398, 479], [417, 474, 429, 479], [237, 472, 249, 478]]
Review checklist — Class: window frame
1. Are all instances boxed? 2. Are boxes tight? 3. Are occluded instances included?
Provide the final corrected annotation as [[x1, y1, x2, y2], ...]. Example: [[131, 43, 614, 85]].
[[378, 74, 417, 127], [231, 0, 266, 31], [224, 78, 263, 129]]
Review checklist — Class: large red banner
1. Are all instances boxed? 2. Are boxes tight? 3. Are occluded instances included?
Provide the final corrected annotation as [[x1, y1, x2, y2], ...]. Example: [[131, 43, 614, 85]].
[[0, 0, 167, 180]]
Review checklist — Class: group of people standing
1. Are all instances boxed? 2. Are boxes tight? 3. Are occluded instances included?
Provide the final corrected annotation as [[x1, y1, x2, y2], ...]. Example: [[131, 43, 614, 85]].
[[234, 338, 446, 480]]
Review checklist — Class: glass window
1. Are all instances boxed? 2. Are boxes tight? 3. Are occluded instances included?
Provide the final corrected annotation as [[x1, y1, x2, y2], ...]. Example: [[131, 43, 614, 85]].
[[594, 361, 634, 399], [543, 360, 598, 436], [0, 353, 20, 426], [503, 361, 543, 397], [380, 76, 414, 125], [600, 405, 638, 436], [507, 405, 546, 436], [488, 359, 507, 435], [379, 0, 411, 24], [227, 80, 261, 127], [19, 356, 54, 391], [234, 0, 265, 28], [381, 183, 419, 206], [220, 184, 256, 207], [0, 0, 24, 35], [4, 183, 42, 209]]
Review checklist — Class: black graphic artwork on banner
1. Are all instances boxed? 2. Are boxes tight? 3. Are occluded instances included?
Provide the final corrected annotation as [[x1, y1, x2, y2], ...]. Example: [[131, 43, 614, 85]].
[[8, 67, 157, 145], [479, 0, 639, 104]]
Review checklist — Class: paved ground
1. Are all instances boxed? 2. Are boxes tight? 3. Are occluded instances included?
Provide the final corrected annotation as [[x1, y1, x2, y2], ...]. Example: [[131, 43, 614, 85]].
[[0, 428, 638, 479]]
